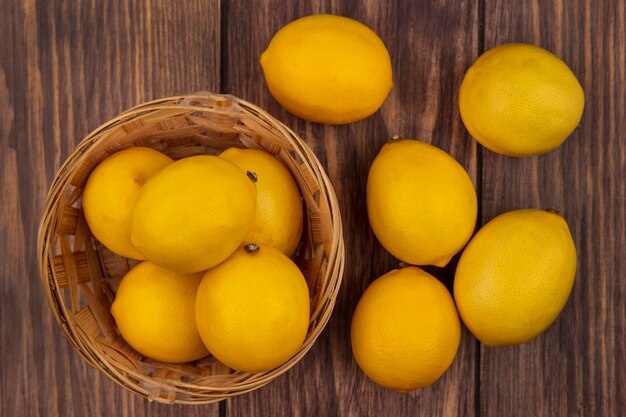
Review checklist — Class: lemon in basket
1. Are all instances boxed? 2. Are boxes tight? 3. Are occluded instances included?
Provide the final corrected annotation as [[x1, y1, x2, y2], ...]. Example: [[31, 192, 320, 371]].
[[196, 244, 310, 373], [260, 14, 393, 124], [111, 261, 209, 363], [220, 148, 303, 256], [351, 266, 461, 391], [130, 155, 257, 273], [82, 147, 173, 259]]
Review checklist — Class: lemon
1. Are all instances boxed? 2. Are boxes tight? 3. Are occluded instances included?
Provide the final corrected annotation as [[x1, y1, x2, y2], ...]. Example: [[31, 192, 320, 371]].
[[459, 43, 585, 156], [130, 155, 256, 273], [366, 139, 477, 266], [110, 261, 208, 363], [260, 14, 393, 124], [220, 148, 303, 256], [351, 266, 461, 391], [82, 147, 173, 259], [454, 209, 577, 346], [195, 244, 310, 373]]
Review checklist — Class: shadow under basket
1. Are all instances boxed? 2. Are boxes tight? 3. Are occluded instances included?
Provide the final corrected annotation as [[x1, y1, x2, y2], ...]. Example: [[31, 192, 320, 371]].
[[37, 93, 345, 404]]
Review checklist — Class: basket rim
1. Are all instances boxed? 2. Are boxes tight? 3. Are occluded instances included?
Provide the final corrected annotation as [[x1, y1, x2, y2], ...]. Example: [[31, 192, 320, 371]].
[[37, 92, 345, 404]]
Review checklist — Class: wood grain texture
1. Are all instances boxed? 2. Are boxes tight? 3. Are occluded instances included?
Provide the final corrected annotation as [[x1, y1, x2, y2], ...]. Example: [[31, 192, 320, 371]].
[[479, 1, 626, 416], [223, 1, 478, 416], [0, 0, 221, 415]]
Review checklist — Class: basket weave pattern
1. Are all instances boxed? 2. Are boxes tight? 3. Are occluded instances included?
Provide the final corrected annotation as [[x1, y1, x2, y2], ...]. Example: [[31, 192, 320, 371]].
[[37, 93, 344, 404]]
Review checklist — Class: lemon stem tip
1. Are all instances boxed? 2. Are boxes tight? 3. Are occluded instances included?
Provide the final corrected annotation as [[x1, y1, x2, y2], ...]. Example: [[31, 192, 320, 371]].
[[244, 243, 260, 253], [247, 170, 258, 183]]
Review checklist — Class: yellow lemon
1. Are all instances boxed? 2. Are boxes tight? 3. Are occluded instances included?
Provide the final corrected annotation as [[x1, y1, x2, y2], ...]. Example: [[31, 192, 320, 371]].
[[260, 14, 393, 124], [459, 43, 585, 156], [130, 155, 256, 273], [454, 209, 577, 346], [82, 147, 173, 259], [196, 244, 310, 373], [351, 266, 461, 391], [111, 261, 209, 363], [220, 148, 303, 256], [366, 139, 477, 266]]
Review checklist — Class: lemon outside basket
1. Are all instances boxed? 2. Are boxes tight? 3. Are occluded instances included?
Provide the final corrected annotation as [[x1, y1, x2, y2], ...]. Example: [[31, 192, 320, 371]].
[[37, 93, 345, 404]]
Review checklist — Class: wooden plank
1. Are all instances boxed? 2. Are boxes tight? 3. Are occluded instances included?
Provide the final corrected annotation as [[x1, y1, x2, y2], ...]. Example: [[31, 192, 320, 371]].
[[479, 1, 626, 416], [0, 0, 221, 415], [223, 1, 479, 416]]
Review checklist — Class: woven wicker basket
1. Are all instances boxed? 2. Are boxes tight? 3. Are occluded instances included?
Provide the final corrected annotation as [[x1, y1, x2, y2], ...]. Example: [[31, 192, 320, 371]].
[[37, 93, 344, 404]]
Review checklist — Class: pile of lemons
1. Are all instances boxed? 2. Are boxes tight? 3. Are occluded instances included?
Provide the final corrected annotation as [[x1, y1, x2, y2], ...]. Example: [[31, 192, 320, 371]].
[[260, 14, 583, 392], [83, 147, 309, 373], [83, 12, 585, 390]]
